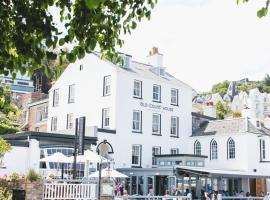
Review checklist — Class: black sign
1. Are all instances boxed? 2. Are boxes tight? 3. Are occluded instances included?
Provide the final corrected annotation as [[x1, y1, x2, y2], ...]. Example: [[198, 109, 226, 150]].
[[78, 117, 86, 155]]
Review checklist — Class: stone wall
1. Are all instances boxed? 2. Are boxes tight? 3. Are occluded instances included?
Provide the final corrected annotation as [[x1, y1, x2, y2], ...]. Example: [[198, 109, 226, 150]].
[[0, 179, 43, 200], [25, 181, 43, 200]]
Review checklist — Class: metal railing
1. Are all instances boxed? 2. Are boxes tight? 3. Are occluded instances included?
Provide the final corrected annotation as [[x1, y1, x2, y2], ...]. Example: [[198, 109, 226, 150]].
[[43, 181, 97, 200]]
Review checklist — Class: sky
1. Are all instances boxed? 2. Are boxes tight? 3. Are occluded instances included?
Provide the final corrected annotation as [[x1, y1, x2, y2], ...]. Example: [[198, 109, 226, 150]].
[[119, 0, 270, 92]]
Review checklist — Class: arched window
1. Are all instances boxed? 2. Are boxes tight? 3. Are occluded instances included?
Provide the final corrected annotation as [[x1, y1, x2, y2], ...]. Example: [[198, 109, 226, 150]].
[[210, 139, 218, 160], [227, 138, 235, 159], [194, 140, 201, 156]]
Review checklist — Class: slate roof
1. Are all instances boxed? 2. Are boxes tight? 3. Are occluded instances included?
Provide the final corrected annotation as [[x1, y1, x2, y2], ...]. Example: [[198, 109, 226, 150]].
[[192, 118, 270, 137], [93, 52, 192, 89]]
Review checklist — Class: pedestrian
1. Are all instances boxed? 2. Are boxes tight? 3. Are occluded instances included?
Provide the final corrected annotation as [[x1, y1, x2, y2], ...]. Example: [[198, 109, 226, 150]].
[[263, 192, 270, 200], [204, 192, 211, 200], [119, 181, 125, 196], [113, 183, 118, 196], [246, 192, 250, 197], [212, 191, 218, 200], [148, 188, 154, 196]]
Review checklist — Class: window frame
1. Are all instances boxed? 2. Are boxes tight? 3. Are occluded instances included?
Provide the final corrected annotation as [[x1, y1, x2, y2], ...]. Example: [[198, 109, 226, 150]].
[[102, 108, 110, 128], [171, 88, 179, 106], [68, 84, 75, 103], [152, 113, 161, 135], [227, 138, 235, 160], [51, 116, 57, 131], [66, 113, 74, 130], [132, 145, 142, 166], [210, 139, 218, 160], [132, 110, 142, 133], [53, 89, 59, 107], [133, 80, 142, 99], [153, 84, 161, 102], [194, 140, 201, 156], [152, 146, 161, 166], [260, 139, 266, 161], [103, 75, 111, 96], [170, 116, 179, 137], [170, 148, 179, 155]]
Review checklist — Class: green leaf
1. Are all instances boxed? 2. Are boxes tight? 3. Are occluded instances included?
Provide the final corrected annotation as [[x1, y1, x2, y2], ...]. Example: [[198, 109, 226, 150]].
[[85, 0, 105, 9], [131, 21, 137, 29], [257, 7, 268, 18], [66, 53, 76, 63], [59, 38, 65, 46]]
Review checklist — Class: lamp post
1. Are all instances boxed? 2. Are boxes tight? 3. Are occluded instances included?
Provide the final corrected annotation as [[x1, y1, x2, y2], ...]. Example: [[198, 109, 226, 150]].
[[96, 140, 114, 200]]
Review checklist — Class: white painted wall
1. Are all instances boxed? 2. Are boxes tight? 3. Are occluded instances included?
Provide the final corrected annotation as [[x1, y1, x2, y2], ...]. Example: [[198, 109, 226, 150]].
[[47, 53, 193, 168], [0, 139, 40, 176]]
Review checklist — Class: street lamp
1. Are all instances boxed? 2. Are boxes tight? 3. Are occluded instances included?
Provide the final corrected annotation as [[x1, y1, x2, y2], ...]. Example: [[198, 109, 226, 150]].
[[96, 140, 114, 200]]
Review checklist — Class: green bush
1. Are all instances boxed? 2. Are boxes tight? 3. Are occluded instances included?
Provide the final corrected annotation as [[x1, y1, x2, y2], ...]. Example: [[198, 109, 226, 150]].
[[0, 187, 12, 200], [27, 169, 41, 182], [0, 124, 19, 135]]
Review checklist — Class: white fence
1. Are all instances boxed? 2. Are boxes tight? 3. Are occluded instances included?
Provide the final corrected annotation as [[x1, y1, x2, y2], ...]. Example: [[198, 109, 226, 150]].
[[43, 182, 97, 200]]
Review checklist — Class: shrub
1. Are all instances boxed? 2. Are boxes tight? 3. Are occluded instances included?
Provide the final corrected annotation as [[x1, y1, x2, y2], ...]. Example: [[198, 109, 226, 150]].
[[9, 173, 20, 182], [27, 169, 41, 182], [0, 187, 12, 200], [232, 111, 242, 118]]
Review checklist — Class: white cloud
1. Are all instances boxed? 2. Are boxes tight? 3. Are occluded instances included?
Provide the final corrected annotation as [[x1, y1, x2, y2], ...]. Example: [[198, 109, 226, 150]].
[[120, 0, 270, 92]]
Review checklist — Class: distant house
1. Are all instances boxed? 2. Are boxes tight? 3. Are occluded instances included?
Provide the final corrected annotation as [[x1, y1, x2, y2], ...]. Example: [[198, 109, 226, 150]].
[[0, 73, 34, 100], [231, 88, 270, 127]]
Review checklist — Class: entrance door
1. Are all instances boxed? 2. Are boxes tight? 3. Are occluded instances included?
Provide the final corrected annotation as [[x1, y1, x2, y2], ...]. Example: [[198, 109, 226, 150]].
[[155, 176, 168, 196]]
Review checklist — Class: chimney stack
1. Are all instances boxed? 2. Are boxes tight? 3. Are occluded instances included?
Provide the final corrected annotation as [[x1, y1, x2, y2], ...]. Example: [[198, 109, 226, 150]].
[[147, 47, 163, 68]]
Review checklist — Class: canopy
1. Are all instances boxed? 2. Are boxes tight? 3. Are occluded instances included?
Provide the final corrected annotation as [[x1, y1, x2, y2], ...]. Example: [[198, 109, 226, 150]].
[[39, 152, 72, 163], [176, 166, 270, 178], [89, 168, 128, 178], [76, 150, 108, 163]]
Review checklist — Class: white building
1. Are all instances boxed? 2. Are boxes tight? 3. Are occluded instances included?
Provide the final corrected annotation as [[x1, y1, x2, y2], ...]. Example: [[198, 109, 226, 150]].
[[188, 117, 270, 195], [231, 89, 270, 128], [47, 47, 193, 170]]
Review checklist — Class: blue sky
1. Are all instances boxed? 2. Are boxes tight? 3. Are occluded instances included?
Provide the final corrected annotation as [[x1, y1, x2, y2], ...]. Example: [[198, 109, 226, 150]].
[[119, 0, 270, 92]]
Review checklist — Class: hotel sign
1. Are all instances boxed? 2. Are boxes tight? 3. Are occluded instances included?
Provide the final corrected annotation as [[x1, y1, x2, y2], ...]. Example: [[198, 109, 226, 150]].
[[140, 102, 174, 112]]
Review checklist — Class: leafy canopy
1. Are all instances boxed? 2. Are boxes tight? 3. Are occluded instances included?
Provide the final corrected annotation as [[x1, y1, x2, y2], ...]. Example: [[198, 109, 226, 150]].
[[0, 139, 12, 158], [0, 0, 157, 77], [0, 85, 20, 135]]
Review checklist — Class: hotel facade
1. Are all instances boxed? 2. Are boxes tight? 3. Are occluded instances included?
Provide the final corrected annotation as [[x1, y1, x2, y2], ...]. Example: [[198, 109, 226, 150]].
[[47, 48, 193, 170], [45, 48, 270, 196]]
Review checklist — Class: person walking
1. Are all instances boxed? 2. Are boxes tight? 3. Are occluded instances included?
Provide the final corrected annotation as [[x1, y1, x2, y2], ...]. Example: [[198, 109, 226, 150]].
[[204, 192, 211, 200]]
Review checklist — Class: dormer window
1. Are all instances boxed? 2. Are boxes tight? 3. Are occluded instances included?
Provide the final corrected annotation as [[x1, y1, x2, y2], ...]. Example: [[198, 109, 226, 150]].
[[256, 121, 260, 128], [159, 68, 165, 76]]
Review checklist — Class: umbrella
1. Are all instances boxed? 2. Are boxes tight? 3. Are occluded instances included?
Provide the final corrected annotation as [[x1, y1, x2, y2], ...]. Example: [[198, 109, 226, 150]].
[[39, 152, 72, 179], [89, 168, 128, 178], [76, 150, 108, 163], [39, 152, 72, 163]]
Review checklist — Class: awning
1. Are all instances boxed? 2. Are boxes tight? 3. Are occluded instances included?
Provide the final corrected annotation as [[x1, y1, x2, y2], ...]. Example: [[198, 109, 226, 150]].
[[176, 166, 270, 178]]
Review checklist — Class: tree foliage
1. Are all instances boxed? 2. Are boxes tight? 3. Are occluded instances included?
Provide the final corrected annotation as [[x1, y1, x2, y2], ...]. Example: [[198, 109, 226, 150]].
[[216, 101, 230, 119], [211, 80, 230, 95], [0, 0, 157, 78], [0, 85, 20, 135], [237, 0, 270, 18], [0, 139, 12, 158]]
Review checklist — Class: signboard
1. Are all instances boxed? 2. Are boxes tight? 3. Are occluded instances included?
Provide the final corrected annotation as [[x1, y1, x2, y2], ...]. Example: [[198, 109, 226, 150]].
[[139, 102, 174, 112], [78, 117, 86, 155]]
